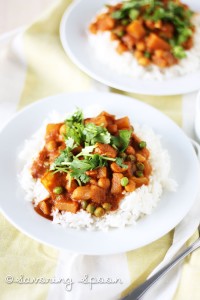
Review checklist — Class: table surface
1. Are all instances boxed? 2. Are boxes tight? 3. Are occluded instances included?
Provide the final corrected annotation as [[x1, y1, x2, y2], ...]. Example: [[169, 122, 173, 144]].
[[0, 0, 56, 35]]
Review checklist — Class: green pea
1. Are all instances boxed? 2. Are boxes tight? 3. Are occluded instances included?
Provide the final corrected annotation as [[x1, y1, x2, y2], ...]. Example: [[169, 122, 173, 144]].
[[116, 30, 125, 37], [135, 170, 144, 178], [53, 186, 63, 194], [129, 9, 139, 20], [94, 207, 105, 217], [121, 177, 129, 187], [139, 141, 146, 149], [86, 204, 95, 214], [136, 162, 145, 171], [127, 154, 136, 162], [119, 152, 127, 159], [144, 51, 151, 59], [121, 19, 129, 25], [81, 200, 88, 210], [102, 203, 112, 211]]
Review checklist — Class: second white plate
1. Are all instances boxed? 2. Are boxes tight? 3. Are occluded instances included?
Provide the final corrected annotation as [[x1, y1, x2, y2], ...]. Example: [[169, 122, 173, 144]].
[[60, 0, 200, 95]]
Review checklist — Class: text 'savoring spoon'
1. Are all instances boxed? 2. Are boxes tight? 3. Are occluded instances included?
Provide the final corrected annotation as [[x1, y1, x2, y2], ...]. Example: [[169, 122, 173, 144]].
[[122, 226, 200, 300]]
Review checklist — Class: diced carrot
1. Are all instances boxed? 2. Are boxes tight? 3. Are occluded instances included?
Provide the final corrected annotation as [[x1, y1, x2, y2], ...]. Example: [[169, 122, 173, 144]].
[[125, 179, 136, 192], [152, 49, 177, 67], [126, 146, 135, 155], [89, 23, 97, 34], [115, 116, 131, 129], [39, 200, 52, 215], [85, 115, 108, 127], [110, 32, 119, 41], [107, 124, 118, 134], [146, 33, 171, 51], [97, 167, 108, 178], [136, 41, 146, 51], [143, 161, 152, 177], [138, 57, 151, 67], [127, 20, 146, 40], [45, 123, 62, 140], [90, 185, 106, 203], [97, 15, 115, 31], [122, 34, 136, 50], [66, 180, 78, 193], [116, 42, 128, 54], [94, 143, 117, 158], [41, 172, 55, 191], [54, 200, 79, 213], [111, 173, 123, 194]]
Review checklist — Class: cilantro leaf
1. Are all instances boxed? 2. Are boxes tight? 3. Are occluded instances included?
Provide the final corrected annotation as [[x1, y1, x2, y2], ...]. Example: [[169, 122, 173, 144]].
[[64, 109, 84, 145], [66, 109, 83, 125], [83, 123, 111, 145], [111, 129, 132, 152], [172, 45, 186, 59], [50, 148, 73, 171], [65, 122, 85, 146], [70, 169, 90, 185], [115, 157, 128, 169]]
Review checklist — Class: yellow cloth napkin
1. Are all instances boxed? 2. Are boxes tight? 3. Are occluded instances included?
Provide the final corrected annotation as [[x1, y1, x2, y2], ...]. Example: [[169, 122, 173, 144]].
[[0, 0, 200, 299]]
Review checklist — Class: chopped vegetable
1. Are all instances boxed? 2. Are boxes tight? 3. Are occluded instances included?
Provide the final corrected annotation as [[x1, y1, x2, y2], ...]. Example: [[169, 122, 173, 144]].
[[139, 141, 147, 149], [94, 207, 105, 217], [86, 204, 96, 214], [102, 203, 112, 211], [121, 177, 129, 186], [53, 186, 63, 194], [172, 45, 187, 59]]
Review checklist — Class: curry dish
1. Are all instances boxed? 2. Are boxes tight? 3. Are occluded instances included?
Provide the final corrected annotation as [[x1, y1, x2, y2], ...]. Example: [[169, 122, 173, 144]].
[[31, 110, 152, 220], [89, 0, 195, 68]]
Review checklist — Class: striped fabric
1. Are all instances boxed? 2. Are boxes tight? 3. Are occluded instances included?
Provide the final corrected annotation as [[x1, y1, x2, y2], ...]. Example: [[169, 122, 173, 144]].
[[0, 1, 200, 300]]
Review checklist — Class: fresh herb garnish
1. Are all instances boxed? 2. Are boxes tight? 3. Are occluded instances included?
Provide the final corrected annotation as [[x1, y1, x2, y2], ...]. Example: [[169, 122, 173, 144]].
[[116, 157, 128, 169], [110, 0, 194, 60], [83, 123, 111, 145], [111, 129, 132, 152], [50, 110, 133, 185], [172, 45, 187, 59]]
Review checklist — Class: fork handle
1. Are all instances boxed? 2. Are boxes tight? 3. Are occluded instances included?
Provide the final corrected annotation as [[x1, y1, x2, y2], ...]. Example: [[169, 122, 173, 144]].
[[122, 238, 200, 300]]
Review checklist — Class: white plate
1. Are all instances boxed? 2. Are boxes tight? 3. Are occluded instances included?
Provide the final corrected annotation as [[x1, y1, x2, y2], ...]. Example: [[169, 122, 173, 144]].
[[0, 92, 200, 255], [60, 0, 200, 95]]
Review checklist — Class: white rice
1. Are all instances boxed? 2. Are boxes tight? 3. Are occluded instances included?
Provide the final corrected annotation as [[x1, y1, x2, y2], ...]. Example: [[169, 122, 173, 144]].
[[88, 13, 200, 80], [19, 110, 177, 230]]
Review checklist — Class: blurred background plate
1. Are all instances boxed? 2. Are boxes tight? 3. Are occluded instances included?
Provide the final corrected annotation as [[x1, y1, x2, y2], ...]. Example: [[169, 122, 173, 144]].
[[60, 0, 200, 95]]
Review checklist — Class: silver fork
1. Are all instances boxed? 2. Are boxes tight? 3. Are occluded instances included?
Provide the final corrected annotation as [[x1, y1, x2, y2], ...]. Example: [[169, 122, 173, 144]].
[[122, 225, 200, 300], [122, 140, 200, 300]]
